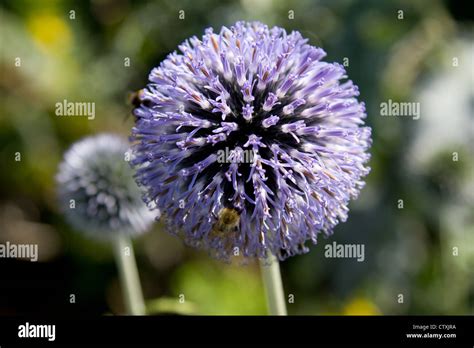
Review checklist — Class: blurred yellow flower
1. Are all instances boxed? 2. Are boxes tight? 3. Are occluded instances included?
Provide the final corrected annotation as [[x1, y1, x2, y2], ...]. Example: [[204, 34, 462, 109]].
[[27, 13, 71, 53], [343, 297, 381, 316]]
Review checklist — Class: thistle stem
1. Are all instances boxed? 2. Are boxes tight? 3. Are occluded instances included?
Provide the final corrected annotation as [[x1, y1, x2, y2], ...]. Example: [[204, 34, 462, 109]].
[[259, 253, 287, 315], [112, 234, 145, 315]]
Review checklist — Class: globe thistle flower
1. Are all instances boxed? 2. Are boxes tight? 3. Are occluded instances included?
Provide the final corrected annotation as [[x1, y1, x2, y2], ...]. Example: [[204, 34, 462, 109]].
[[131, 21, 371, 260], [57, 133, 155, 239]]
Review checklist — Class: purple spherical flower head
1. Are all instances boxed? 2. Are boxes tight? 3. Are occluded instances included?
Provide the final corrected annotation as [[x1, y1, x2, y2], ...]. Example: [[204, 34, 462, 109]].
[[131, 21, 371, 260]]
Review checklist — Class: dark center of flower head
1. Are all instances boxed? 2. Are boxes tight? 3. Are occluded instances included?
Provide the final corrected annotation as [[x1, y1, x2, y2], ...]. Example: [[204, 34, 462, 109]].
[[131, 21, 372, 260], [177, 75, 305, 209]]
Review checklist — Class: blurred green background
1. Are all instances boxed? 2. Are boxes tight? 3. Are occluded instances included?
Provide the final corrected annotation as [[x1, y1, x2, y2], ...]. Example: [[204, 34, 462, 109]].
[[0, 0, 473, 315]]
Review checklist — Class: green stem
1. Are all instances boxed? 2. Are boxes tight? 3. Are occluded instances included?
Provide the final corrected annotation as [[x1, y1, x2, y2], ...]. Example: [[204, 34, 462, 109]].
[[112, 234, 145, 315], [259, 252, 287, 315]]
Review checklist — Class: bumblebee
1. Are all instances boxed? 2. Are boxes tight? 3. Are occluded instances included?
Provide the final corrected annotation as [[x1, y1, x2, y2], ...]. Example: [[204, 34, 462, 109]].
[[124, 89, 151, 123], [211, 207, 240, 234], [208, 207, 240, 253], [128, 89, 144, 108]]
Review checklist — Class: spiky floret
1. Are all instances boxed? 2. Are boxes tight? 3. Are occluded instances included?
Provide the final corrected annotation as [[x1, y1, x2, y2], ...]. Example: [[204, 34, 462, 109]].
[[57, 134, 155, 239], [131, 21, 371, 260]]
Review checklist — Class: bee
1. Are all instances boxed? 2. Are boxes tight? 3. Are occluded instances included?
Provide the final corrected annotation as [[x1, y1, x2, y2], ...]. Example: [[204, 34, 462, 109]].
[[211, 207, 240, 235], [208, 207, 241, 252], [124, 89, 151, 123], [128, 89, 144, 108]]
